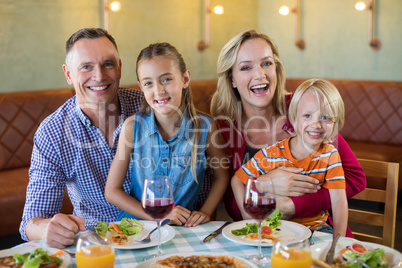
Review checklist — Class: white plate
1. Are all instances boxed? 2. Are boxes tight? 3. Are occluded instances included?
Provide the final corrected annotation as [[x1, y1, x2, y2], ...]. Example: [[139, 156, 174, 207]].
[[0, 246, 71, 268], [106, 220, 175, 249], [311, 237, 402, 267], [222, 219, 311, 247], [136, 251, 258, 268]]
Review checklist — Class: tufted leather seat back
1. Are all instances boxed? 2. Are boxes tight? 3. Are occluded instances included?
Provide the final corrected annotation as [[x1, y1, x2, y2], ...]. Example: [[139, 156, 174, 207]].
[[0, 88, 75, 170]]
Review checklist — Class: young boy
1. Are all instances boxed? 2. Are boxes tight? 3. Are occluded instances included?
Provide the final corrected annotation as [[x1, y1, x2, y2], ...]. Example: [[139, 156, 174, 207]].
[[232, 79, 348, 236]]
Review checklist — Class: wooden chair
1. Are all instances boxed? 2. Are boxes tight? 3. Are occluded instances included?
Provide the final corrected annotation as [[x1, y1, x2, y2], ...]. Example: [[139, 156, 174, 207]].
[[348, 158, 399, 248]]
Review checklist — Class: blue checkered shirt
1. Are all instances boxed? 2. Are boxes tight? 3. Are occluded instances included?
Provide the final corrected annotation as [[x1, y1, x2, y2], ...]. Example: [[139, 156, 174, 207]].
[[20, 88, 143, 241]]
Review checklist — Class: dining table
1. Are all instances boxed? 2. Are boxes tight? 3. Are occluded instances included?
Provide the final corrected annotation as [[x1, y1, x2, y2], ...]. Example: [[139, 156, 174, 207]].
[[57, 220, 330, 267], [7, 221, 336, 268]]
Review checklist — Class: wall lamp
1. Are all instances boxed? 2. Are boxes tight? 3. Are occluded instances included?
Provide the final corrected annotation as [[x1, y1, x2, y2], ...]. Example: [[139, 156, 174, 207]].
[[103, 0, 121, 31], [198, 0, 224, 51], [279, 0, 305, 50], [355, 0, 381, 50]]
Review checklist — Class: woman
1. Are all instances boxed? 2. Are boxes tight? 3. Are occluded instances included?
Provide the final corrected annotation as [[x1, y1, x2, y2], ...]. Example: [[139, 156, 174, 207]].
[[210, 29, 366, 235]]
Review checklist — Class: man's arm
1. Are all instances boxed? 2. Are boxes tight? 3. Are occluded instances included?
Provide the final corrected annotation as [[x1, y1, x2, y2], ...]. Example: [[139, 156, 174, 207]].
[[26, 214, 85, 249], [20, 131, 84, 248]]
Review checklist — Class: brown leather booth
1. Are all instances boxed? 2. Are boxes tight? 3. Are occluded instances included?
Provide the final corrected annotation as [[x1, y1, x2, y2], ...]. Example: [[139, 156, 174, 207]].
[[0, 89, 75, 237], [0, 79, 401, 239]]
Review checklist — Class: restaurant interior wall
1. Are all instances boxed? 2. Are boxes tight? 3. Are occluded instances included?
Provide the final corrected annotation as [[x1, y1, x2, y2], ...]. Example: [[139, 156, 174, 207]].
[[1, 0, 401, 94], [258, 0, 402, 81], [0, 0, 258, 93]]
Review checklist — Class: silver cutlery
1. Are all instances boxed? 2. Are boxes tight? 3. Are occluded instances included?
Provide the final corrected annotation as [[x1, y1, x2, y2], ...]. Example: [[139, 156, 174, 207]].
[[63, 250, 76, 258], [202, 221, 232, 243], [325, 233, 340, 264], [308, 229, 315, 245], [137, 219, 170, 243]]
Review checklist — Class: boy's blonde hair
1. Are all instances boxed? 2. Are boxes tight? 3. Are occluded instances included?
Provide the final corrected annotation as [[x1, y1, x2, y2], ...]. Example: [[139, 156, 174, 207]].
[[210, 29, 288, 121], [288, 79, 345, 143], [136, 43, 201, 183]]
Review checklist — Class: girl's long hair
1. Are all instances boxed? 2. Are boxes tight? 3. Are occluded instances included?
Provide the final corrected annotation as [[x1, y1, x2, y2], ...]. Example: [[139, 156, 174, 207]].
[[136, 43, 201, 183]]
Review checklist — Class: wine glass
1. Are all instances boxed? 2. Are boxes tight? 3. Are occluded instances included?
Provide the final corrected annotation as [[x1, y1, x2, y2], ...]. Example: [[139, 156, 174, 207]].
[[141, 175, 174, 259], [75, 230, 115, 268], [243, 177, 276, 266], [271, 239, 312, 268]]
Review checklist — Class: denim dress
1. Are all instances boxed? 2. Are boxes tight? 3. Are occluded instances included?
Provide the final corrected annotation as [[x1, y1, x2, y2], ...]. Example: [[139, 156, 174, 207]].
[[117, 111, 212, 220]]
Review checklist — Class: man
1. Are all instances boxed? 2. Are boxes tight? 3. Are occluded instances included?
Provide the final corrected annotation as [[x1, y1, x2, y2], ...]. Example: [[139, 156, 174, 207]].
[[20, 28, 144, 248]]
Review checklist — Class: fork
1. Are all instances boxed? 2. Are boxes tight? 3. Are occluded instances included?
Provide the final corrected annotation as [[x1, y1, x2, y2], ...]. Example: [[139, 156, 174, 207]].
[[325, 233, 340, 264], [308, 229, 315, 245], [137, 219, 170, 243]]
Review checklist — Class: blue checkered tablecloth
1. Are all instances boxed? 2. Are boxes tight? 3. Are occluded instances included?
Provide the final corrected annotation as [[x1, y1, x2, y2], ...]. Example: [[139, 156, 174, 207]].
[[69, 221, 332, 267], [14, 221, 333, 267]]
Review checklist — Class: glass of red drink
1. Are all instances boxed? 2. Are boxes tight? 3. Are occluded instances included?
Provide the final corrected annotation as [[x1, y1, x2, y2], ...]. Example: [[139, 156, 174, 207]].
[[243, 177, 276, 266], [141, 175, 174, 258]]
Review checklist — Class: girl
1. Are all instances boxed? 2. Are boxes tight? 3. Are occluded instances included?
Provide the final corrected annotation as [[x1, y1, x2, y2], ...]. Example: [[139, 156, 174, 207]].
[[105, 43, 229, 227]]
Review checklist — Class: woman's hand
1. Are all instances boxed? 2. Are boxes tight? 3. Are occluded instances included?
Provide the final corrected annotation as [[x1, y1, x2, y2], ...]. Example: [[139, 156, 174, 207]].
[[166, 206, 191, 226], [258, 167, 321, 196], [185, 211, 210, 227]]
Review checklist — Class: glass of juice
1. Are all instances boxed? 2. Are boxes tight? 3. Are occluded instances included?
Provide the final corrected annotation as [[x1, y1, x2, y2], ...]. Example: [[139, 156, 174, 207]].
[[271, 239, 312, 268], [76, 231, 115, 268]]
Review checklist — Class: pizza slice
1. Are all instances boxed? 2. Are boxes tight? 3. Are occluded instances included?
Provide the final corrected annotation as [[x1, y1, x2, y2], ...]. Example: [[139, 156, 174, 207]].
[[152, 255, 251, 268]]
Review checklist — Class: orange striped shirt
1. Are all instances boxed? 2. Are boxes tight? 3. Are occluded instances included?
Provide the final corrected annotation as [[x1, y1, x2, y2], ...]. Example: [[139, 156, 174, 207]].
[[235, 137, 345, 229]]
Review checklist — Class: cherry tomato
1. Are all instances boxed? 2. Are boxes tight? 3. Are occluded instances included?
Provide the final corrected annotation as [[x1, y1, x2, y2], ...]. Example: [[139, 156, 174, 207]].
[[261, 226, 272, 235], [349, 243, 367, 254]]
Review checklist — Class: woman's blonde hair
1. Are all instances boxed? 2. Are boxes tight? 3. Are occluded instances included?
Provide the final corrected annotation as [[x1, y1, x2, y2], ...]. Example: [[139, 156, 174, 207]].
[[288, 79, 345, 143], [136, 43, 201, 183], [210, 29, 287, 121]]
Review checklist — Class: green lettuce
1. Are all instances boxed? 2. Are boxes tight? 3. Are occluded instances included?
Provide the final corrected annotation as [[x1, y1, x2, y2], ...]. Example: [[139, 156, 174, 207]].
[[231, 223, 258, 236], [95, 221, 109, 237], [13, 248, 62, 268], [262, 209, 283, 229], [118, 218, 143, 236], [343, 247, 388, 268]]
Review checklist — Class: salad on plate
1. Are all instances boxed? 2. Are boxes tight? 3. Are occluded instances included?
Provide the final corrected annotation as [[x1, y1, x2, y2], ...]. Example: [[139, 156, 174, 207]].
[[95, 218, 143, 245], [231, 209, 283, 242], [335, 242, 388, 268], [0, 248, 64, 268]]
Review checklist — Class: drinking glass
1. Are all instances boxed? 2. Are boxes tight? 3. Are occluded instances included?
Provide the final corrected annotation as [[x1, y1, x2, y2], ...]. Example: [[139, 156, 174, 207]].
[[271, 239, 312, 268], [141, 175, 174, 258], [75, 231, 115, 268], [243, 177, 276, 266]]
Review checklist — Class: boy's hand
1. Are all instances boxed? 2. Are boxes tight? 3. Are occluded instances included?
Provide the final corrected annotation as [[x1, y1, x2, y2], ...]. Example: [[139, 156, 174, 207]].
[[166, 206, 191, 226], [185, 211, 210, 227]]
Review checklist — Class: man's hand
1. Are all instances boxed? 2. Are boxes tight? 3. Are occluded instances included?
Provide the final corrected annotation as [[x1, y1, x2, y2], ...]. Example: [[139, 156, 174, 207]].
[[259, 167, 321, 196], [27, 214, 85, 249], [166, 206, 191, 226]]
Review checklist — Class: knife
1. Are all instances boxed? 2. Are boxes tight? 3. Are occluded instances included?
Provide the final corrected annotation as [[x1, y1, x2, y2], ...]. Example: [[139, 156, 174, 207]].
[[203, 222, 232, 243]]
